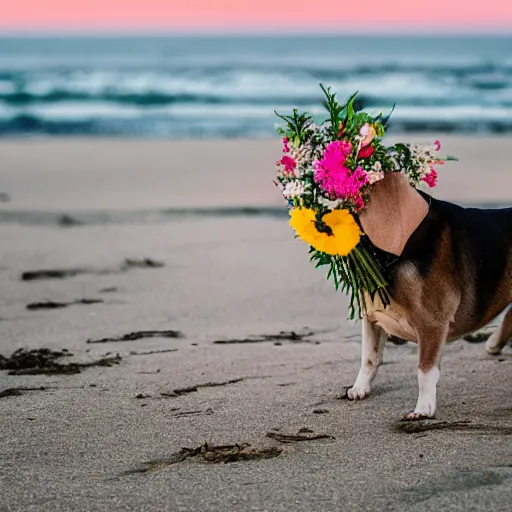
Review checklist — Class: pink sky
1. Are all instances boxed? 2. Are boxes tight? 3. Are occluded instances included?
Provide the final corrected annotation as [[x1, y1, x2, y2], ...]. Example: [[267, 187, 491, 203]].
[[2, 0, 512, 32]]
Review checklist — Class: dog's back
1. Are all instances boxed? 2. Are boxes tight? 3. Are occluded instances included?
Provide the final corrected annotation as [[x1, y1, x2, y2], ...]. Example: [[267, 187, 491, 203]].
[[485, 207, 512, 243], [399, 194, 512, 335]]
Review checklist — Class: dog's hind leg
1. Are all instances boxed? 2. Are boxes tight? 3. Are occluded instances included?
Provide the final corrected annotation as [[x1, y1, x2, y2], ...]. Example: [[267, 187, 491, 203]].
[[404, 325, 449, 420], [346, 316, 387, 400], [486, 305, 512, 355]]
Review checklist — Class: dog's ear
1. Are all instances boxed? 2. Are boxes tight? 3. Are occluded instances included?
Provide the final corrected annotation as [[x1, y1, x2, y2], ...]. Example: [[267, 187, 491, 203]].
[[360, 173, 429, 256]]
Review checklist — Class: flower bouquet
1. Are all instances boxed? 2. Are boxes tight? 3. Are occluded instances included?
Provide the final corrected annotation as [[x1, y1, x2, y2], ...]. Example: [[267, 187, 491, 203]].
[[274, 84, 456, 320]]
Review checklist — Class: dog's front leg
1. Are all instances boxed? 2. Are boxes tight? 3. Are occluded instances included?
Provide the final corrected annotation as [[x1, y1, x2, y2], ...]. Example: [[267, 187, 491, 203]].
[[404, 326, 448, 420], [347, 316, 387, 400]]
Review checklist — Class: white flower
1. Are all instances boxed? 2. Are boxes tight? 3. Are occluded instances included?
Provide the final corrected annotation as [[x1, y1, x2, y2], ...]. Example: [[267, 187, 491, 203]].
[[289, 146, 312, 177], [390, 157, 400, 170], [282, 181, 304, 199], [419, 163, 431, 178], [372, 161, 382, 172], [366, 170, 385, 184], [317, 196, 344, 210], [407, 143, 437, 166]]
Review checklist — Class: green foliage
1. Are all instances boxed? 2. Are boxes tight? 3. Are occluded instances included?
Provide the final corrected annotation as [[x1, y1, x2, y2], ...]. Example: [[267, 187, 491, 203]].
[[307, 240, 389, 320], [380, 103, 395, 127], [274, 108, 314, 145], [319, 84, 347, 137], [274, 84, 397, 147]]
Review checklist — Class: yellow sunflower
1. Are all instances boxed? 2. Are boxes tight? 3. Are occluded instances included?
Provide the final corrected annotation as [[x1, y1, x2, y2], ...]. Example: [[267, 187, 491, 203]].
[[289, 208, 361, 256]]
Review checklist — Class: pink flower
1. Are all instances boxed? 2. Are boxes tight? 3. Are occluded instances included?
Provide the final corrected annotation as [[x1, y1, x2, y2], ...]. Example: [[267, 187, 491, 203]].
[[337, 139, 353, 158], [282, 137, 290, 153], [314, 141, 368, 200], [358, 145, 375, 159], [353, 197, 365, 211], [278, 155, 296, 175], [422, 169, 438, 188], [434, 140, 441, 151]]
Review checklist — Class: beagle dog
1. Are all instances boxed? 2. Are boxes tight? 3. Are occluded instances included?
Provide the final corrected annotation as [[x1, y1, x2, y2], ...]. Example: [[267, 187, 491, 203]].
[[345, 172, 512, 419]]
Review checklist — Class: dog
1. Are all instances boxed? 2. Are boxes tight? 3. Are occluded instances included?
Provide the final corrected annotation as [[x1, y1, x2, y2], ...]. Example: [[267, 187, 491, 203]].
[[344, 171, 512, 419]]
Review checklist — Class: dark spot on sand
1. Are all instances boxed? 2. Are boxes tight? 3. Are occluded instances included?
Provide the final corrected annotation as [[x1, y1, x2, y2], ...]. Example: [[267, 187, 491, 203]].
[[135, 393, 151, 399], [172, 410, 202, 417], [160, 391, 177, 398], [0, 348, 121, 376], [139, 369, 161, 374], [87, 330, 182, 344], [266, 431, 335, 443], [0, 348, 71, 370], [166, 378, 245, 397], [123, 442, 283, 475], [121, 258, 165, 270], [21, 268, 89, 281], [129, 349, 178, 356], [99, 287, 118, 293], [58, 214, 83, 227], [0, 386, 48, 399], [312, 408, 330, 414], [0, 192, 10, 203], [298, 427, 315, 434], [213, 330, 317, 345], [394, 419, 512, 435], [26, 298, 103, 310], [21, 258, 165, 282]]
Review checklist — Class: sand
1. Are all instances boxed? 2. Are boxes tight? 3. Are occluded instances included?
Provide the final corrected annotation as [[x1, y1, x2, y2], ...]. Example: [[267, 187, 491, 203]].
[[0, 135, 511, 212], [0, 137, 511, 511]]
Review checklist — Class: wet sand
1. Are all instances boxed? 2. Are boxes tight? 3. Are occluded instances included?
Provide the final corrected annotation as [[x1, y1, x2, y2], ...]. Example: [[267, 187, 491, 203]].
[[0, 137, 511, 511]]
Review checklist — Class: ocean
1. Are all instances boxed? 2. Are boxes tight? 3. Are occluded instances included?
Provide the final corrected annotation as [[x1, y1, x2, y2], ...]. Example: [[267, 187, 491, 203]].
[[0, 35, 511, 138]]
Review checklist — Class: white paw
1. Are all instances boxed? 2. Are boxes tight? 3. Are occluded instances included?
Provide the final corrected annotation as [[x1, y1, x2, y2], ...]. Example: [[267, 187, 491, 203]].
[[347, 383, 371, 400], [485, 335, 503, 355], [403, 408, 435, 421]]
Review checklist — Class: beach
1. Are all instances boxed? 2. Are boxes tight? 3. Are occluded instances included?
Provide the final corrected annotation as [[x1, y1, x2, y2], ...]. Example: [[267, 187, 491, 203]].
[[1, 137, 512, 211], [0, 137, 511, 511]]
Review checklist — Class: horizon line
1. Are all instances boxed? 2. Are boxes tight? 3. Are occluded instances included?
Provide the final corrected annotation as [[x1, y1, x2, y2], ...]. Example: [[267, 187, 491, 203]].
[[1, 28, 512, 38]]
